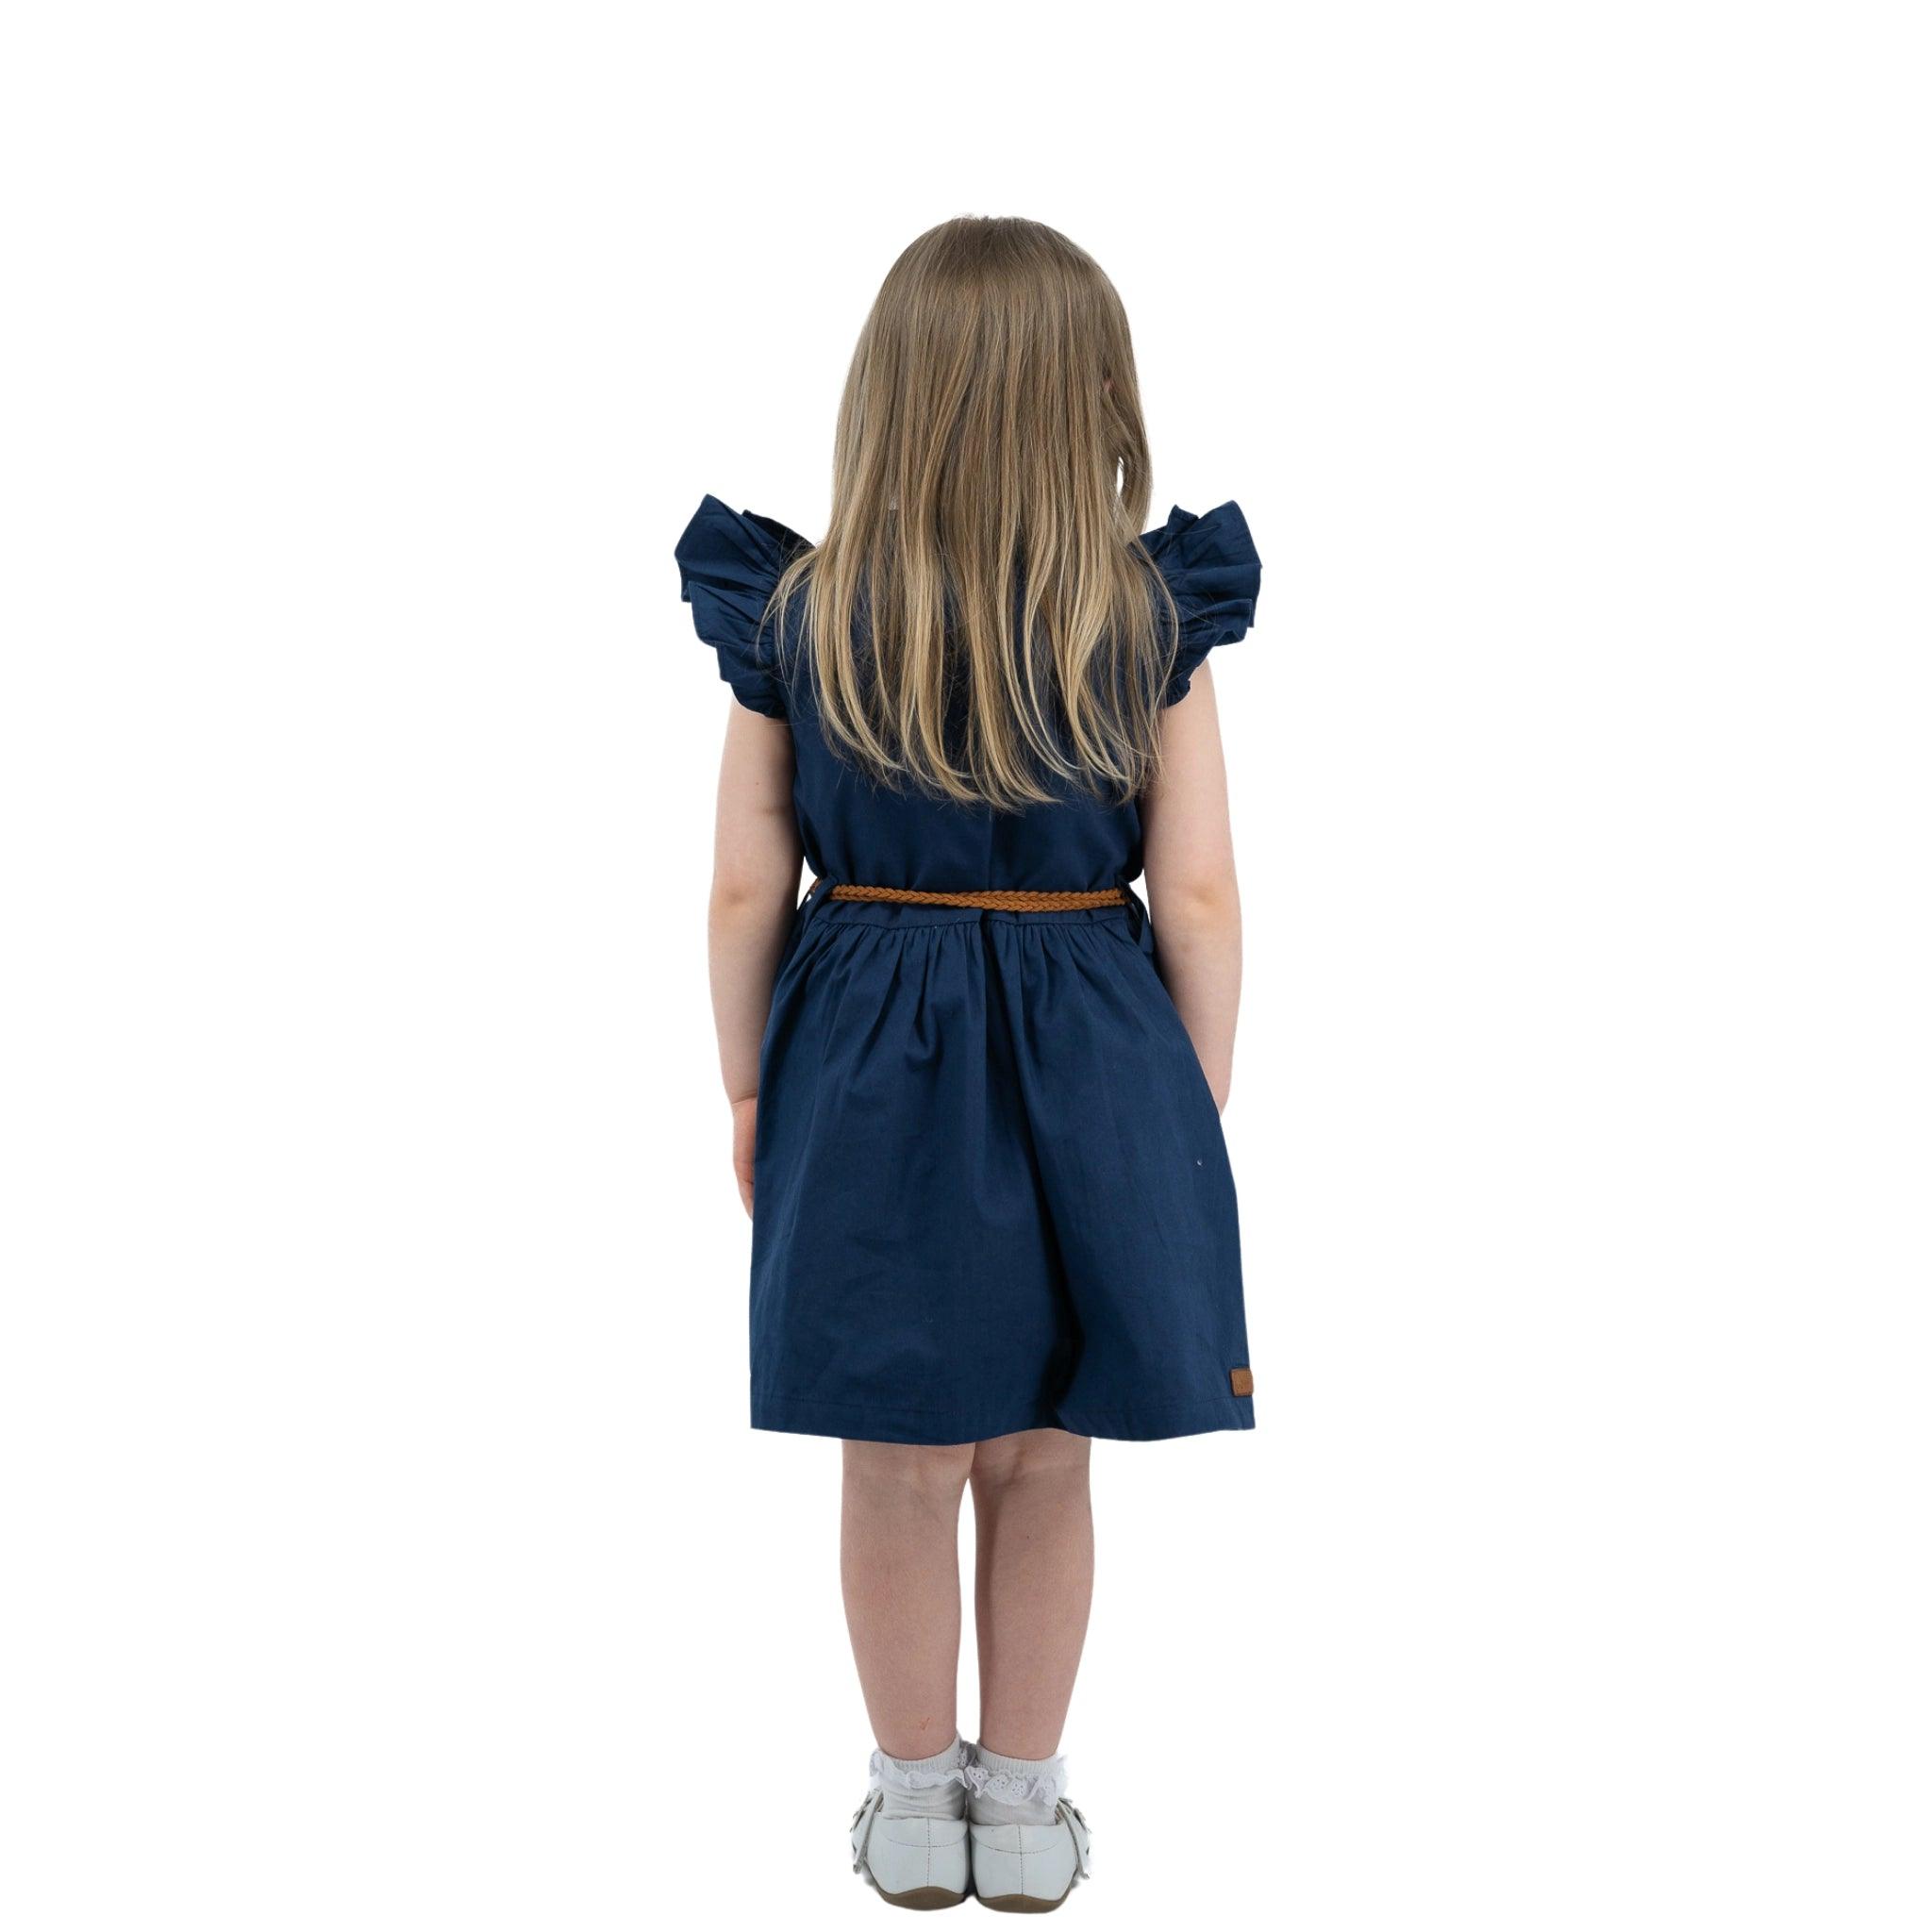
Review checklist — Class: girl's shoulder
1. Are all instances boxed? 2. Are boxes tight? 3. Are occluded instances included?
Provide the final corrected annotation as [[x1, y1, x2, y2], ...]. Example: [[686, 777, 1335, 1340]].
[[1139, 502, 1263, 705], [675, 492, 1263, 713], [675, 495, 814, 718]]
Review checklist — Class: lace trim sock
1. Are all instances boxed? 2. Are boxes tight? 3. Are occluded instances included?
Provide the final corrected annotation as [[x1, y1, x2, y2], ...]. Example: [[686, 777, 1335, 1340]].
[[965, 1741, 1065, 1827], [871, 1734, 970, 1821]]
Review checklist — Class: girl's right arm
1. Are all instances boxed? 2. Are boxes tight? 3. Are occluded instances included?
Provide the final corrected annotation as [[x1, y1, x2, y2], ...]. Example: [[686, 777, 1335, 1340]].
[[708, 704, 803, 1212], [1140, 664, 1243, 1111]]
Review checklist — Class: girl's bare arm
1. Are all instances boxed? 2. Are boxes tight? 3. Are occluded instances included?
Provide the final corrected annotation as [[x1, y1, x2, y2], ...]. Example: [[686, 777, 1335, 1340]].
[[1140, 664, 1242, 1111], [708, 704, 803, 1210]]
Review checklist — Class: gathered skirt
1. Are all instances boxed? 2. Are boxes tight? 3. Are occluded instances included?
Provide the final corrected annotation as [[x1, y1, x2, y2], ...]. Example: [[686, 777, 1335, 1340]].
[[746, 894, 1255, 1445]]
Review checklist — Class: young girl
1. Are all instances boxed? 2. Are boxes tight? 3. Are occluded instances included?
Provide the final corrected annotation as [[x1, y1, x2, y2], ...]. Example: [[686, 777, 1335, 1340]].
[[677, 216, 1259, 1912]]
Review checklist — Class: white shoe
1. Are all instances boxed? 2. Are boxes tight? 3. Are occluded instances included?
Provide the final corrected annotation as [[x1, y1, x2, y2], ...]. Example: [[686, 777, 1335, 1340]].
[[851, 1790, 971, 1910], [969, 1801, 1091, 1912]]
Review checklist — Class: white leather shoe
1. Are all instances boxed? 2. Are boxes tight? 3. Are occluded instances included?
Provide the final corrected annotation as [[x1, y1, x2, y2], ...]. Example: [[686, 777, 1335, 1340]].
[[851, 1790, 971, 1910], [969, 1801, 1091, 1912]]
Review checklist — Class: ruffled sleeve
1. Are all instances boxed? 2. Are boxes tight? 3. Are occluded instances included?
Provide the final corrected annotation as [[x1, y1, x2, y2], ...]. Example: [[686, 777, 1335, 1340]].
[[675, 495, 813, 718], [1141, 501, 1262, 704]]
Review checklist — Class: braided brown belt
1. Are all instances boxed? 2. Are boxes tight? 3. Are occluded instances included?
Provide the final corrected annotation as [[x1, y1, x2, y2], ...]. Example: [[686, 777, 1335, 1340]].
[[817, 880, 1127, 913]]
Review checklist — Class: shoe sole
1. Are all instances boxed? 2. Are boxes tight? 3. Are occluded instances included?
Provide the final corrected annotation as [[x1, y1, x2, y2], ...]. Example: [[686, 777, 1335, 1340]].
[[876, 1883, 969, 1910], [976, 1891, 1072, 1914]]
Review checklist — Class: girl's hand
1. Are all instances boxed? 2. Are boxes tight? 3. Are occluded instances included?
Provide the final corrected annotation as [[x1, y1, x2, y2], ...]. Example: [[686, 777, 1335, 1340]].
[[730, 1096, 758, 1216]]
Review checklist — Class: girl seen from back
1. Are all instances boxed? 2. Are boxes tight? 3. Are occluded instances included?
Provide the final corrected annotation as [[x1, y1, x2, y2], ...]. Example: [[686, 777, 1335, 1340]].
[[677, 214, 1261, 1912]]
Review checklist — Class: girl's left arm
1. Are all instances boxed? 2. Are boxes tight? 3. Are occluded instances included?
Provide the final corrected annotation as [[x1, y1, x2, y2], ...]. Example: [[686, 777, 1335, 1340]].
[[708, 704, 803, 1214]]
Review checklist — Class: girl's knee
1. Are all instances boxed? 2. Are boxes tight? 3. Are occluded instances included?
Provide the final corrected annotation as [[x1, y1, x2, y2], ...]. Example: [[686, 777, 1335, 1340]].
[[843, 1438, 976, 1496], [971, 1427, 1091, 1489]]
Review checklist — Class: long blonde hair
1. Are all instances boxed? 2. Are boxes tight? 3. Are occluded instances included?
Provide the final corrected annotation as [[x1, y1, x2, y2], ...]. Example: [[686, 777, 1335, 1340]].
[[771, 216, 1176, 811]]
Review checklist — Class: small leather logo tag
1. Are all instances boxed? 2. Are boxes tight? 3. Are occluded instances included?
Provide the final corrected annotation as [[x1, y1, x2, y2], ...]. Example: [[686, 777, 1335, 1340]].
[[1229, 1367, 1254, 1396]]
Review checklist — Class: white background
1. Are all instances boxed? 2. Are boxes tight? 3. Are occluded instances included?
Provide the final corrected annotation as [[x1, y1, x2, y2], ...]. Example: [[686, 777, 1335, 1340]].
[[3, 4, 1927, 1926]]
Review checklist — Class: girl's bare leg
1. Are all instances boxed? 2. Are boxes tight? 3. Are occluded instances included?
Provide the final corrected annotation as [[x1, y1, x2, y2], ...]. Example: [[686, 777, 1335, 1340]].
[[841, 1439, 974, 1759], [971, 1429, 1094, 1758]]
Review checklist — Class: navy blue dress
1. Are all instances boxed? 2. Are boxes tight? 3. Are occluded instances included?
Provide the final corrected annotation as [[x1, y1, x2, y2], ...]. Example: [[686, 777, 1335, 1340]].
[[676, 497, 1262, 1445]]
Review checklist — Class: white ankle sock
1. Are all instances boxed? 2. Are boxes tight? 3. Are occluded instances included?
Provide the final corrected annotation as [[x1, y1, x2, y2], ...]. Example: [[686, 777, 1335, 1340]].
[[966, 1742, 1066, 1827], [871, 1735, 970, 1821]]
